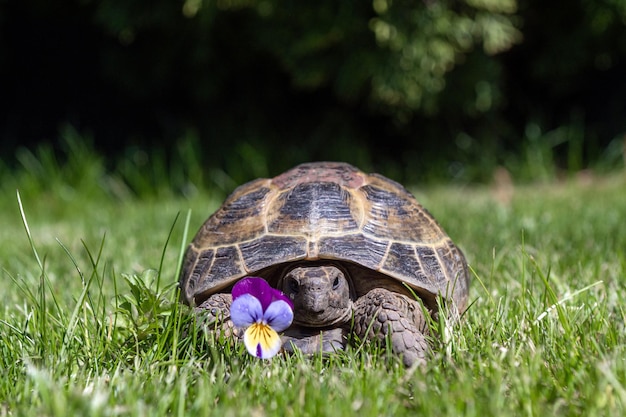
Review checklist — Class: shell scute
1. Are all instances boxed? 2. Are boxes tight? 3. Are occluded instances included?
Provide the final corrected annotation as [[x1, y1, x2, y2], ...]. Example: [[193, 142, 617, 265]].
[[198, 182, 271, 247], [211, 246, 245, 279], [416, 246, 445, 285], [183, 248, 215, 300], [381, 243, 426, 285], [316, 234, 389, 270], [272, 161, 365, 189], [360, 184, 442, 243], [268, 182, 359, 236], [239, 235, 308, 272]]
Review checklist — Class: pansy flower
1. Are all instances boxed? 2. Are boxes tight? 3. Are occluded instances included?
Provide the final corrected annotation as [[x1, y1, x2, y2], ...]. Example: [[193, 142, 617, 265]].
[[230, 277, 294, 359]]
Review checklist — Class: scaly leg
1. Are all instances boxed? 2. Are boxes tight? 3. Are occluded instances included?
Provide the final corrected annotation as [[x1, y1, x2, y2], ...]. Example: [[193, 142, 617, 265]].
[[353, 288, 429, 367], [195, 293, 242, 338]]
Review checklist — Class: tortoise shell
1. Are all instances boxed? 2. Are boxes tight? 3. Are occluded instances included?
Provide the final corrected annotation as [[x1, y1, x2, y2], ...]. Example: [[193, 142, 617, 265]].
[[179, 162, 469, 312]]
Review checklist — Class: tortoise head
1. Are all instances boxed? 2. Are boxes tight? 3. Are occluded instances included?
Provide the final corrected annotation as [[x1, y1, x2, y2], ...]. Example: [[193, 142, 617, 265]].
[[280, 264, 353, 327]]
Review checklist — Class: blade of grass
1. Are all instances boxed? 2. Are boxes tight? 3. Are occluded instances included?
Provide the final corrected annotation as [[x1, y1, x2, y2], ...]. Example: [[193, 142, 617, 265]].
[[156, 211, 180, 293], [534, 280, 603, 323], [16, 190, 43, 271], [56, 237, 100, 357], [175, 209, 192, 283]]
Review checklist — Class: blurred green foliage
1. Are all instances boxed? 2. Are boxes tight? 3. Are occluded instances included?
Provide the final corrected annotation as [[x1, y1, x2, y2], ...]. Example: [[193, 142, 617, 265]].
[[1, 0, 625, 184]]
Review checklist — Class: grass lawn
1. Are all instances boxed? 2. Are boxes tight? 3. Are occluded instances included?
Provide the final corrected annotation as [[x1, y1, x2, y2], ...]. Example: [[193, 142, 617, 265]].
[[1, 152, 625, 416]]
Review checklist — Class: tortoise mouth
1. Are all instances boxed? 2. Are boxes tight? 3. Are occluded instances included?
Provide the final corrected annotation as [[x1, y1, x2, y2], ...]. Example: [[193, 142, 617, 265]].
[[292, 304, 353, 327]]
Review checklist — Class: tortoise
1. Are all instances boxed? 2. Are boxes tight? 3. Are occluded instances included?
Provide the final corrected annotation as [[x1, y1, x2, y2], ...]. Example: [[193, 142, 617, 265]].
[[179, 161, 469, 366]]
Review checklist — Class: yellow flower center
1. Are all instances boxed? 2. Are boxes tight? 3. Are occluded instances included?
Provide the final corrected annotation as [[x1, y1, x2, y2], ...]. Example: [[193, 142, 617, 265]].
[[243, 322, 282, 358]]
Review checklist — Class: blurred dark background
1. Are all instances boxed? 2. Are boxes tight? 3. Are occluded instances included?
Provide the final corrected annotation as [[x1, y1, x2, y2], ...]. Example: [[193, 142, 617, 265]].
[[1, 0, 625, 184]]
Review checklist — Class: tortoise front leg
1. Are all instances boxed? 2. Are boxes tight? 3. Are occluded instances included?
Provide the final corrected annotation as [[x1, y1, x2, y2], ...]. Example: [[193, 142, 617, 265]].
[[352, 288, 430, 367], [195, 293, 242, 338]]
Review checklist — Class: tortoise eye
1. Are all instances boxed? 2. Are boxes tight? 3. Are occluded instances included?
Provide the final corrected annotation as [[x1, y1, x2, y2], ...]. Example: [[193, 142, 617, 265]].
[[332, 276, 340, 290], [288, 278, 299, 294]]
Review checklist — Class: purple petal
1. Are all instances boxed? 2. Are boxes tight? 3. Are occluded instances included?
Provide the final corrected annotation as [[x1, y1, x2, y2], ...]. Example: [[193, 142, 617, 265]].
[[231, 277, 262, 300], [263, 299, 293, 332], [232, 277, 273, 311], [230, 294, 263, 328], [270, 288, 294, 310]]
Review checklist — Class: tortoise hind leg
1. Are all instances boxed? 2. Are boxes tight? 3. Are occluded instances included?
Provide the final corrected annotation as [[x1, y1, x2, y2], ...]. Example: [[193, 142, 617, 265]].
[[353, 288, 430, 367]]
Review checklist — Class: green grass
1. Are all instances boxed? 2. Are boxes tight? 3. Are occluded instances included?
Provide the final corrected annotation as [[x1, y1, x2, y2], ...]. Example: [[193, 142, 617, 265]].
[[1, 140, 625, 416]]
